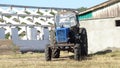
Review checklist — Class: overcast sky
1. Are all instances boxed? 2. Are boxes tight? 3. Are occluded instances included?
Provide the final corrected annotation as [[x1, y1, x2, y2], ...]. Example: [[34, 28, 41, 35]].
[[0, 0, 108, 8]]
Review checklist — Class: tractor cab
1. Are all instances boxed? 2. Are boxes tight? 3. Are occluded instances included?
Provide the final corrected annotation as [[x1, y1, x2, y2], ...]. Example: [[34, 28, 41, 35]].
[[55, 12, 79, 43], [55, 12, 77, 28]]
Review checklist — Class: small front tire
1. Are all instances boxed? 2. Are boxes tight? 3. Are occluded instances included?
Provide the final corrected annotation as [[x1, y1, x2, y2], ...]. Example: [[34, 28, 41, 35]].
[[45, 45, 52, 61], [52, 48, 60, 58]]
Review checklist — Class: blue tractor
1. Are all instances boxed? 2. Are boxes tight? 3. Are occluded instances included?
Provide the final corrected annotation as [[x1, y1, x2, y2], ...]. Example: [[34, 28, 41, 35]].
[[45, 12, 88, 61]]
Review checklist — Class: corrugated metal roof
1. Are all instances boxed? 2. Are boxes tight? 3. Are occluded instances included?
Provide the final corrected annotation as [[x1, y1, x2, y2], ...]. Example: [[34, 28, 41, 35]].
[[79, 0, 120, 15]]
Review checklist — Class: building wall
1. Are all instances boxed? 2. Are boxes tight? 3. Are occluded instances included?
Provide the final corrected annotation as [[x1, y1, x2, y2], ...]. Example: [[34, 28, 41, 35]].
[[79, 2, 120, 20], [80, 17, 120, 53], [78, 12, 92, 20], [93, 2, 120, 18]]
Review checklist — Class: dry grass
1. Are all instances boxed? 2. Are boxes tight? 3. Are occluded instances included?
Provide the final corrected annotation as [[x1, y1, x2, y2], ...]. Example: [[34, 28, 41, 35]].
[[0, 40, 19, 55], [0, 51, 120, 68], [0, 39, 119, 68]]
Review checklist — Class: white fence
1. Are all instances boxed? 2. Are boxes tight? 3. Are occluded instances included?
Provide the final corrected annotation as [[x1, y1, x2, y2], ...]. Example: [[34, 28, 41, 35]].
[[0, 4, 76, 52], [0, 25, 50, 52]]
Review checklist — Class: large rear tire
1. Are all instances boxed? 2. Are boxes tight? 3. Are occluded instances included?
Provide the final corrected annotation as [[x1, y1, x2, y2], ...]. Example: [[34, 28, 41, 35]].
[[45, 45, 52, 61], [80, 28, 88, 56]]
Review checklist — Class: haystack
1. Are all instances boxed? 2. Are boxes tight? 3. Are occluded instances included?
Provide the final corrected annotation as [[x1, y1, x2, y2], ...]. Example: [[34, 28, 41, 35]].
[[0, 40, 19, 55]]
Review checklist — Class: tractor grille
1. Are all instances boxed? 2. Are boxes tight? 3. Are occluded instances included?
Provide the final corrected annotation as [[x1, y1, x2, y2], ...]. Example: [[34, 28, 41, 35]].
[[56, 28, 69, 43]]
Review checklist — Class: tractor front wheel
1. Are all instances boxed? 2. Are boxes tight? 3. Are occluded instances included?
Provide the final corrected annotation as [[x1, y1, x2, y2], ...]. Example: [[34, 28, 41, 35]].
[[52, 48, 60, 58], [45, 45, 52, 61]]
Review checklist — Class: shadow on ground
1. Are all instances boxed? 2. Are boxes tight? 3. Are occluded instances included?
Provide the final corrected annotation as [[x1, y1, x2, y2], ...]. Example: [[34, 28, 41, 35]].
[[53, 49, 113, 61], [93, 50, 112, 55], [88, 49, 112, 58]]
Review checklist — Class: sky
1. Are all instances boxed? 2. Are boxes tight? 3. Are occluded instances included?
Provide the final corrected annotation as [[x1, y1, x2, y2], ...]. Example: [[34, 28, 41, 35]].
[[0, 0, 108, 8]]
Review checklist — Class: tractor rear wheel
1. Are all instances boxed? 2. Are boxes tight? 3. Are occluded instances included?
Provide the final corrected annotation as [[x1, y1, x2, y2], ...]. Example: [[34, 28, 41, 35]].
[[45, 45, 52, 61], [80, 28, 88, 56], [52, 48, 60, 58], [74, 44, 81, 60]]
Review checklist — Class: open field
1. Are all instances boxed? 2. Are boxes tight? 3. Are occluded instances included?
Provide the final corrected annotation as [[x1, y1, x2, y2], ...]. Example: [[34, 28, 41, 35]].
[[0, 51, 120, 68], [0, 40, 120, 68]]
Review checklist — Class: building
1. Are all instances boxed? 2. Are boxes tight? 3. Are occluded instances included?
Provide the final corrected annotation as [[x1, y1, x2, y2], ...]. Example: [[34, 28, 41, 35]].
[[79, 0, 120, 53]]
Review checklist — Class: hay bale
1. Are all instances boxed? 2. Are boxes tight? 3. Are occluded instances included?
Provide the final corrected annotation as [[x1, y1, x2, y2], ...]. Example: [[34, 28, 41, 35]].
[[0, 40, 20, 55]]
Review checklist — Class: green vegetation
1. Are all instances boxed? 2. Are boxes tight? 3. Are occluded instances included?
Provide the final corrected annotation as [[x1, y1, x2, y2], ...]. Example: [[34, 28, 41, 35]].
[[16, 26, 22, 31], [27, 18, 33, 22], [5, 32, 10, 39], [20, 16, 26, 18], [7, 22, 12, 24], [34, 16, 39, 18], [40, 18, 45, 22], [50, 11, 55, 15], [35, 22, 41, 25], [0, 18, 5, 22], [19, 31, 26, 37], [37, 30, 41, 33], [45, 9, 48, 12], [29, 26, 34, 28], [13, 18, 20, 22], [24, 11, 31, 15], [48, 22, 53, 25], [36, 11, 43, 15], [5, 15, 12, 18], [21, 22, 27, 25], [78, 7, 87, 12]]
